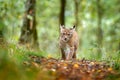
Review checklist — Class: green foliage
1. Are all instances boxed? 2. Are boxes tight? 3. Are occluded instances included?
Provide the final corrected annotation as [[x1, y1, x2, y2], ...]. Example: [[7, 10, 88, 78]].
[[0, 47, 26, 80], [0, 1, 120, 80], [0, 43, 46, 80], [0, 0, 120, 71]]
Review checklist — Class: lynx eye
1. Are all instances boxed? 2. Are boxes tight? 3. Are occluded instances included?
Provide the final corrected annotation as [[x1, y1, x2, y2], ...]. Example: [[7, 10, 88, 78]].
[[62, 33, 65, 35], [68, 33, 71, 36]]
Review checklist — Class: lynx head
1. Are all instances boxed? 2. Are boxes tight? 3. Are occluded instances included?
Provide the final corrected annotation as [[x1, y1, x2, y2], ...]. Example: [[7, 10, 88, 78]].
[[60, 25, 76, 42]]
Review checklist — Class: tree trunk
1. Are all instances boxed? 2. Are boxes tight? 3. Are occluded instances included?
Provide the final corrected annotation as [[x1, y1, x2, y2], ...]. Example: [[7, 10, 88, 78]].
[[74, 0, 79, 29], [0, 28, 4, 44], [117, 0, 120, 50], [0, 19, 4, 44], [96, 0, 103, 53], [74, 0, 82, 49], [59, 0, 66, 25], [19, 0, 38, 48], [97, 0, 103, 45], [118, 42, 120, 50]]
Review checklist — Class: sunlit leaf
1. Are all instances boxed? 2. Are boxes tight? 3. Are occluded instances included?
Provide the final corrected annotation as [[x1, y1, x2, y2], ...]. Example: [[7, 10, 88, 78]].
[[73, 63, 79, 68]]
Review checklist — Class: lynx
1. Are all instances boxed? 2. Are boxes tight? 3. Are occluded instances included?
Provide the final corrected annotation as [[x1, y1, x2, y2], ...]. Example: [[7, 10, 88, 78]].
[[59, 25, 79, 60]]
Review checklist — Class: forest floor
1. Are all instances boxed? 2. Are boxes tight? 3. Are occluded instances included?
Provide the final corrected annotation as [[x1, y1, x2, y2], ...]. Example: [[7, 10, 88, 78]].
[[23, 55, 120, 80], [0, 43, 120, 80]]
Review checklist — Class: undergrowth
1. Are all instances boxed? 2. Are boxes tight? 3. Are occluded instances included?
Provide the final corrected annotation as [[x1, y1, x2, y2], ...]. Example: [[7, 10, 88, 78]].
[[0, 43, 120, 80]]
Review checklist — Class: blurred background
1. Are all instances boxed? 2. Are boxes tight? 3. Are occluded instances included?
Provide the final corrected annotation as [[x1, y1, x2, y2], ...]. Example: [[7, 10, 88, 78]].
[[0, 0, 120, 59], [0, 0, 120, 80]]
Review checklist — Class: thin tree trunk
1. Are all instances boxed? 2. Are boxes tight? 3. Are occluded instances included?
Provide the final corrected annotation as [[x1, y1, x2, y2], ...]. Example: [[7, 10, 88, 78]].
[[0, 19, 4, 44], [97, 0, 103, 45], [117, 0, 120, 50], [74, 0, 79, 29], [0, 28, 4, 44], [96, 0, 103, 53], [19, 0, 38, 48], [118, 42, 120, 50], [59, 0, 66, 25], [74, 0, 82, 49]]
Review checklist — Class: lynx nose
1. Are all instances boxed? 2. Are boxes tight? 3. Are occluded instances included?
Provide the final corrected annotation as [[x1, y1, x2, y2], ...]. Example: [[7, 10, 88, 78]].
[[64, 38, 67, 40]]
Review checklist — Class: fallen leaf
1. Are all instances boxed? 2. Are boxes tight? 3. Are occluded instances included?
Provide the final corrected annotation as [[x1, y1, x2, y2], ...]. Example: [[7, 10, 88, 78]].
[[73, 63, 79, 68]]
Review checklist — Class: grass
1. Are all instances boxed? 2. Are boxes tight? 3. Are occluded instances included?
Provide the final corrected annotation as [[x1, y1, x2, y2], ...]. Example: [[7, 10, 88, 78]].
[[0, 43, 44, 80], [0, 43, 120, 80]]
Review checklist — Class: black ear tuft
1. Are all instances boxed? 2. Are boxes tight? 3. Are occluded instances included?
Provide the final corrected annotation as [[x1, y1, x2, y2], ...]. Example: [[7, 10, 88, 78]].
[[73, 25, 76, 29]]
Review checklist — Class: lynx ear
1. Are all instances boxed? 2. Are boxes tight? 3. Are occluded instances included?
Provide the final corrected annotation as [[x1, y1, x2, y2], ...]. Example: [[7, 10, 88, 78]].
[[72, 25, 76, 31], [60, 25, 65, 32]]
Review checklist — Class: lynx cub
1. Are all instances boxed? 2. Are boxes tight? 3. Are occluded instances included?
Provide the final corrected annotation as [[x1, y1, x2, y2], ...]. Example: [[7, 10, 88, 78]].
[[59, 25, 79, 60]]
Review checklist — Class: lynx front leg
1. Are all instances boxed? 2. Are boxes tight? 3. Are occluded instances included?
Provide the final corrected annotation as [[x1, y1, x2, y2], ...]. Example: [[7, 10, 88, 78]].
[[60, 48, 66, 60], [73, 46, 77, 59], [73, 52, 76, 59], [66, 47, 74, 60]]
